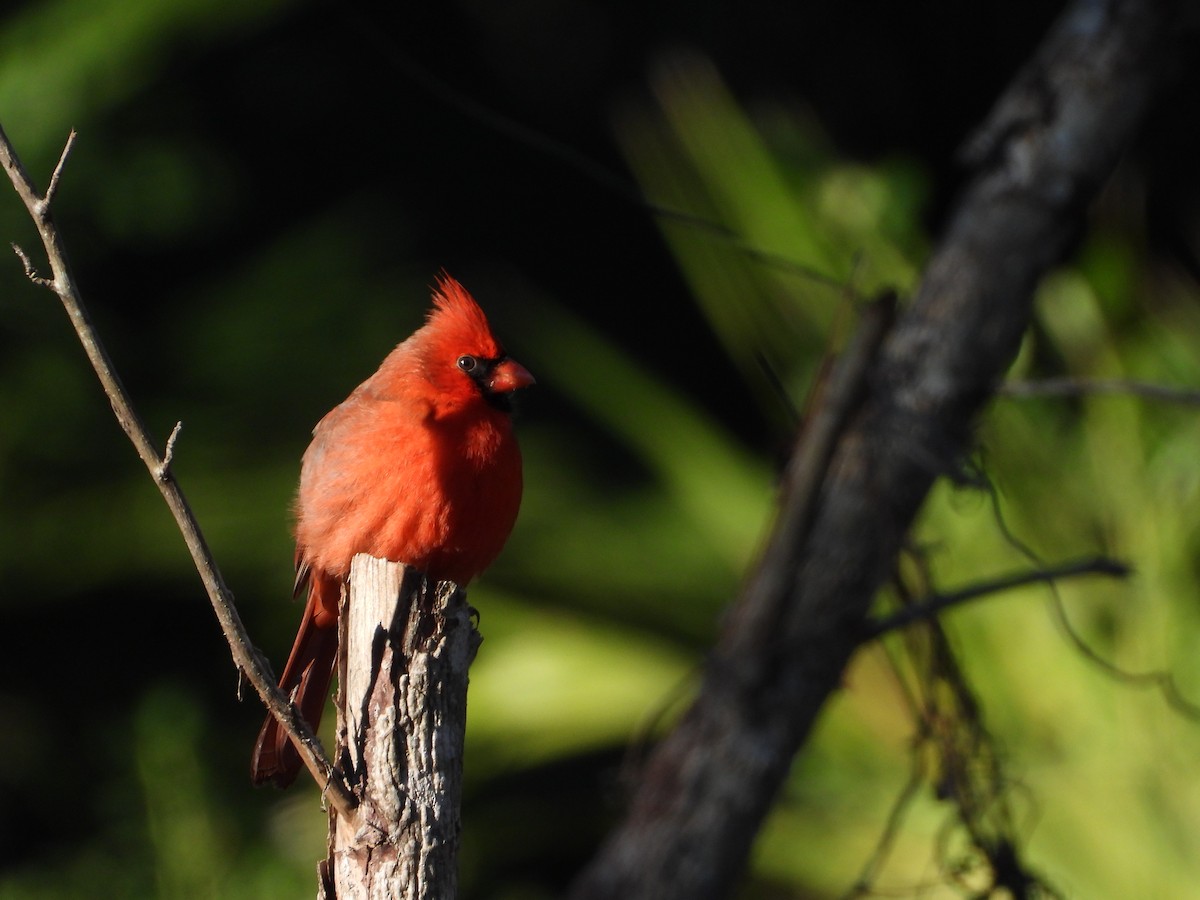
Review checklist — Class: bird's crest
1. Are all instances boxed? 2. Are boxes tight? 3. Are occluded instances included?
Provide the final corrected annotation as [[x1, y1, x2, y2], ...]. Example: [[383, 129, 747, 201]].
[[427, 273, 500, 356]]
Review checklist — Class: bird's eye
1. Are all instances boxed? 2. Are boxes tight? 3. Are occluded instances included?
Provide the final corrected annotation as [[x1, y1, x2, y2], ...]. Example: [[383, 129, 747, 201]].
[[457, 355, 478, 373]]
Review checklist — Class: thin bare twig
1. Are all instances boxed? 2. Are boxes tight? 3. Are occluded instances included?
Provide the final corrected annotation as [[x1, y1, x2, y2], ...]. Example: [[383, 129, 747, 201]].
[[0, 122, 357, 819], [40, 129, 76, 213], [1001, 377, 1200, 406], [157, 421, 183, 481], [863, 555, 1131, 640], [11, 241, 51, 285], [982, 480, 1200, 722]]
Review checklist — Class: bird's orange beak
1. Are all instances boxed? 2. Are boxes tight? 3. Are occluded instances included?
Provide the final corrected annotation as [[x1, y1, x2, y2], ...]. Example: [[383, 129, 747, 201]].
[[487, 358, 536, 394]]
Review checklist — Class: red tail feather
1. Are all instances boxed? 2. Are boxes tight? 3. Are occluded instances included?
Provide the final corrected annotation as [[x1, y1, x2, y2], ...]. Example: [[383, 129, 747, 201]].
[[250, 576, 340, 788]]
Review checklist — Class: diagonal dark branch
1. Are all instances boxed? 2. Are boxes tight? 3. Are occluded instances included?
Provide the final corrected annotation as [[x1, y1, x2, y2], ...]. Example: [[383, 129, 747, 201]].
[[0, 122, 357, 819], [568, 1, 1195, 897]]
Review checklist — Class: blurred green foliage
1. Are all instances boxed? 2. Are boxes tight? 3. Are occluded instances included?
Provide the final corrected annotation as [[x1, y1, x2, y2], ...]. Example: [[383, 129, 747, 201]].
[[3, 1, 1200, 899]]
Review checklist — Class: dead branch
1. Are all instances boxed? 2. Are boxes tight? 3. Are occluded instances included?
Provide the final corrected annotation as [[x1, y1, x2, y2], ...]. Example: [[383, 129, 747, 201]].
[[568, 1, 1195, 897], [320, 556, 479, 899], [0, 122, 356, 818]]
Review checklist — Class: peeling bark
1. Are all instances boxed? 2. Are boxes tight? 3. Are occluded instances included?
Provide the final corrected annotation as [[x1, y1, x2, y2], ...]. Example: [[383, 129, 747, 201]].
[[321, 556, 479, 899]]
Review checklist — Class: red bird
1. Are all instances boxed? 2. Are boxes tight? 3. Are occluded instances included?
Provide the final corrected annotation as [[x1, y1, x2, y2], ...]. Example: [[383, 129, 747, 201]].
[[251, 274, 533, 788]]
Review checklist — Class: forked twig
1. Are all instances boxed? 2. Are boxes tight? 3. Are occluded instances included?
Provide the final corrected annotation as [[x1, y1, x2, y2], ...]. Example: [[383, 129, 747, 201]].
[[0, 123, 357, 819]]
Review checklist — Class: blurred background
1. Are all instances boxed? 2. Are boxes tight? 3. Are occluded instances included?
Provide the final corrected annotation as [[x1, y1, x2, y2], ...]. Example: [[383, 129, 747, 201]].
[[3, 0, 1200, 897]]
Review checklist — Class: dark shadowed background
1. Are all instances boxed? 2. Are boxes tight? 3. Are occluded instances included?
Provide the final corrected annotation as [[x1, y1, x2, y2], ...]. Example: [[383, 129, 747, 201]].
[[3, 1, 1200, 897]]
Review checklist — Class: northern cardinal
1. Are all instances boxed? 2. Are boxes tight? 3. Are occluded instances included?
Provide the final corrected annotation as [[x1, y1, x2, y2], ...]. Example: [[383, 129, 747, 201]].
[[250, 274, 533, 788]]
